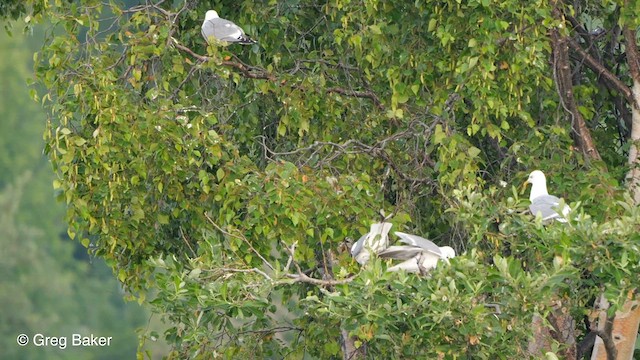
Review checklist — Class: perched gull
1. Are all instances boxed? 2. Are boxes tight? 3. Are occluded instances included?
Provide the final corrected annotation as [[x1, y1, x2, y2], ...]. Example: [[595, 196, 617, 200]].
[[378, 232, 455, 273], [350, 222, 392, 265], [201, 10, 256, 45], [524, 170, 570, 222]]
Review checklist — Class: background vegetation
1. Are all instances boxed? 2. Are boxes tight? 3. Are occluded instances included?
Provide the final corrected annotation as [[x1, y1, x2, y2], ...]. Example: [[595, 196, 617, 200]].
[[0, 20, 161, 359]]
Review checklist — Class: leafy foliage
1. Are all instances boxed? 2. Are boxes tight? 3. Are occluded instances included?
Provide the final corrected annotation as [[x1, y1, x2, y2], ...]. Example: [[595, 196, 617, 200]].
[[23, 0, 640, 358]]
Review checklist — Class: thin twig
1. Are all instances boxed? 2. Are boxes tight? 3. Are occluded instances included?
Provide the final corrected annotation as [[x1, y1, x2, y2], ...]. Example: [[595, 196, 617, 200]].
[[179, 227, 197, 257], [326, 87, 384, 109], [204, 212, 275, 271], [172, 39, 276, 80], [217, 267, 273, 281], [283, 241, 297, 272], [171, 40, 385, 107]]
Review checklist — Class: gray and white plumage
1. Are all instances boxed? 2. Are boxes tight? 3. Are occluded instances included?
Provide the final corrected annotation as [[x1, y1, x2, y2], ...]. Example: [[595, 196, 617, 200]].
[[350, 222, 392, 265], [201, 10, 256, 45], [378, 232, 455, 273], [525, 170, 570, 222]]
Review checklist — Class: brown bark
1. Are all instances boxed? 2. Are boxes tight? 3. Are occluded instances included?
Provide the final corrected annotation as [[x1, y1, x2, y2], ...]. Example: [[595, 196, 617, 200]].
[[549, 309, 577, 359], [550, 6, 602, 161], [527, 306, 577, 359], [528, 314, 552, 358]]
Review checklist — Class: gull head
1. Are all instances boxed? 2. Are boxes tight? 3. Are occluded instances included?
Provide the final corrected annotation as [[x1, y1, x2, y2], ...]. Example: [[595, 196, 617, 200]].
[[205, 10, 219, 20], [526, 170, 546, 186], [440, 246, 456, 259], [524, 170, 549, 200]]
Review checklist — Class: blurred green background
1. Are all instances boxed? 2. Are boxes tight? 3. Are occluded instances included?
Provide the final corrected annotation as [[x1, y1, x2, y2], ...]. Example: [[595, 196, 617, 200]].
[[0, 21, 167, 359]]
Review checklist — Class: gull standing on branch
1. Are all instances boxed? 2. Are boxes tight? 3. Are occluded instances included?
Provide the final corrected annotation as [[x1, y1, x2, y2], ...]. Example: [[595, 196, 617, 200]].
[[201, 10, 257, 45], [378, 232, 455, 274], [350, 222, 392, 265], [524, 170, 571, 222]]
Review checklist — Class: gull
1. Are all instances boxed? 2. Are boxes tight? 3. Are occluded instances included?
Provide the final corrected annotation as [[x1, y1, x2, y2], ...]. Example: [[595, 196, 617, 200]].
[[350, 222, 392, 265], [201, 10, 256, 45], [378, 232, 455, 273], [524, 170, 571, 222]]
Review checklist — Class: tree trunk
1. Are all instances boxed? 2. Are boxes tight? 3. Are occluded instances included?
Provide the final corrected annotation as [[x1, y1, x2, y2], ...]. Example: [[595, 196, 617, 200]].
[[622, 22, 640, 204], [528, 314, 552, 357], [527, 306, 577, 359], [341, 329, 364, 360], [590, 24, 640, 357]]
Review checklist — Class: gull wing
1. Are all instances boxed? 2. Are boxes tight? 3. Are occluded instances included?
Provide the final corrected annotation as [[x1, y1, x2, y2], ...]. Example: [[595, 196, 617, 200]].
[[377, 245, 423, 260], [394, 232, 443, 256], [530, 195, 570, 221], [202, 18, 244, 43]]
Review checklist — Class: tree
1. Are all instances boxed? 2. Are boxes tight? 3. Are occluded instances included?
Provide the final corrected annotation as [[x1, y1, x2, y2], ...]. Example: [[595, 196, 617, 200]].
[[20, 0, 640, 358]]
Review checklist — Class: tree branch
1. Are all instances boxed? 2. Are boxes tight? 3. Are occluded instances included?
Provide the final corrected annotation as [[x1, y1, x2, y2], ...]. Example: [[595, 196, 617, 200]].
[[172, 39, 276, 80], [567, 37, 636, 108], [216, 267, 273, 281], [171, 39, 385, 107], [593, 328, 617, 360], [326, 87, 384, 109], [258, 122, 437, 186], [282, 240, 356, 286], [550, 3, 602, 161]]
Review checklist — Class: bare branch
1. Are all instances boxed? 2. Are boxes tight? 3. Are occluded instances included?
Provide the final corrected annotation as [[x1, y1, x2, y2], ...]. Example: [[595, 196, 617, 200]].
[[258, 121, 438, 186], [283, 241, 297, 273], [284, 271, 357, 286], [222, 59, 277, 81], [550, 3, 602, 161]]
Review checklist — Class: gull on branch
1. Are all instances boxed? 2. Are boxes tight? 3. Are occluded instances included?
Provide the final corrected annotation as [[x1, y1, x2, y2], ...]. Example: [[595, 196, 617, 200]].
[[201, 10, 257, 45], [524, 170, 571, 223]]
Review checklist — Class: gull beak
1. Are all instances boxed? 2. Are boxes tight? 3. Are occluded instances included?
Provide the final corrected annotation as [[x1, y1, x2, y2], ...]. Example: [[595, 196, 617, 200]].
[[521, 180, 530, 193]]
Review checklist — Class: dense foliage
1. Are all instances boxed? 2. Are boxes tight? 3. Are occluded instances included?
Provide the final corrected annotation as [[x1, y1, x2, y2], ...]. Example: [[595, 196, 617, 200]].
[[14, 0, 640, 358]]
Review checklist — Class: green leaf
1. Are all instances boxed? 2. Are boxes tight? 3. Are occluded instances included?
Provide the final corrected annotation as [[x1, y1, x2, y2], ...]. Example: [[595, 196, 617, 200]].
[[434, 124, 445, 144], [216, 168, 225, 181], [428, 18, 437, 32], [468, 146, 481, 158]]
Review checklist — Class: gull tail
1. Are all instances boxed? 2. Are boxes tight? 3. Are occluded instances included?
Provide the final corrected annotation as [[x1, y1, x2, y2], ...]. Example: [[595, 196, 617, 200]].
[[237, 35, 257, 45]]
